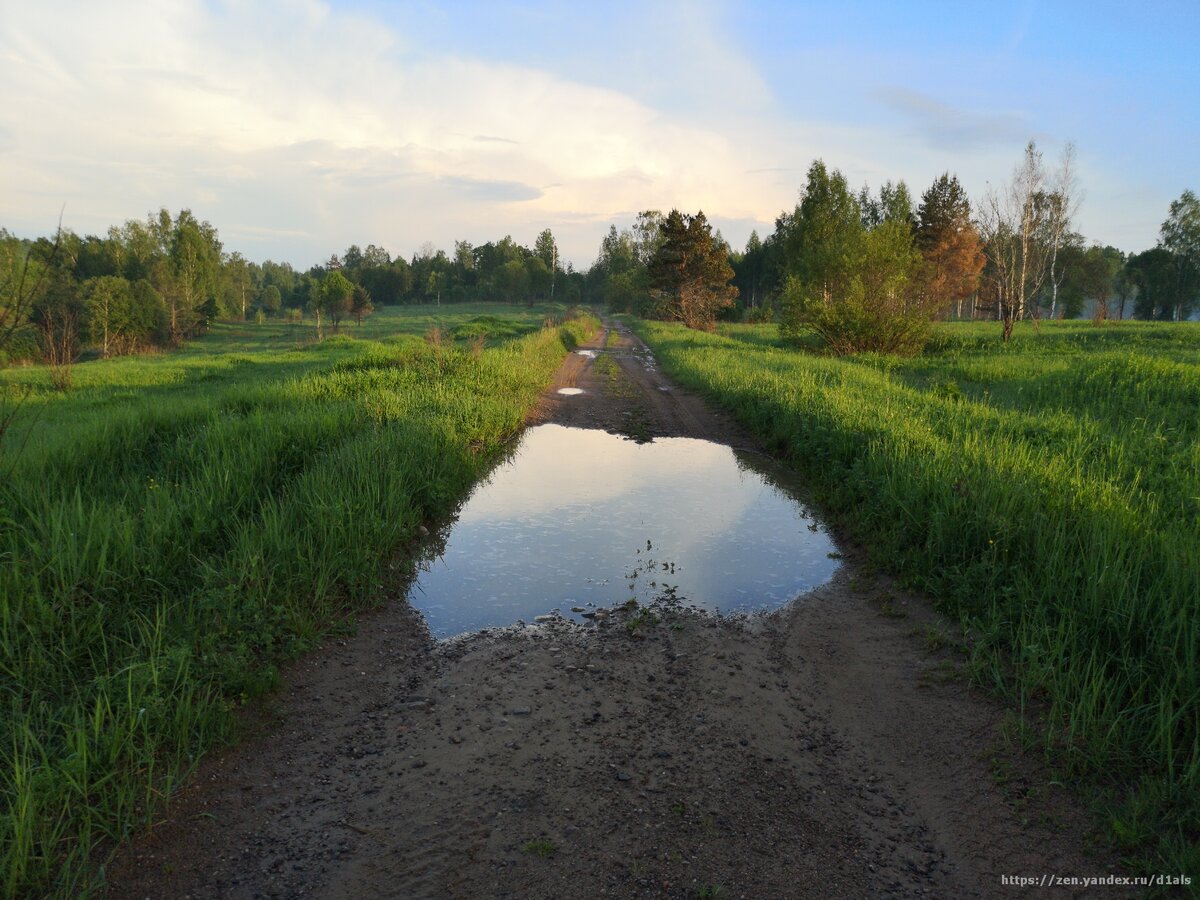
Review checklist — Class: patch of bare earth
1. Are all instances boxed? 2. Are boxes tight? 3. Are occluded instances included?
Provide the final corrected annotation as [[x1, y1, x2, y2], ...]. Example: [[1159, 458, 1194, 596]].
[[107, 322, 1123, 899]]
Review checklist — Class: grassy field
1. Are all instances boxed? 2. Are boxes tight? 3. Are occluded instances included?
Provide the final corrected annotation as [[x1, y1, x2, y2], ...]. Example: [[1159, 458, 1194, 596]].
[[0, 303, 596, 896], [635, 318, 1200, 874]]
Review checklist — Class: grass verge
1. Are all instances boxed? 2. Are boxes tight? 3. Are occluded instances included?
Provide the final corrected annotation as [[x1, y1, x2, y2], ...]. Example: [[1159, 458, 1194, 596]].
[[0, 306, 596, 896], [635, 318, 1199, 876]]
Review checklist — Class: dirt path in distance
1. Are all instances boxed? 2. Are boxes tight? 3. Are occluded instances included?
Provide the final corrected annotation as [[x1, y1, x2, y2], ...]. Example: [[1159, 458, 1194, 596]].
[[107, 322, 1123, 899]]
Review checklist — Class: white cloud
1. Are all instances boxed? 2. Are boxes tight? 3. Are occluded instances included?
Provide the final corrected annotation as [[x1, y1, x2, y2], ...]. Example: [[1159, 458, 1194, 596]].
[[0, 0, 800, 265], [0, 0, 1157, 265]]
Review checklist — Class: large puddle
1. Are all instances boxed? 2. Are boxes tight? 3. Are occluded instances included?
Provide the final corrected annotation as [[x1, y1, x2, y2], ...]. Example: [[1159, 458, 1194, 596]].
[[409, 424, 839, 638]]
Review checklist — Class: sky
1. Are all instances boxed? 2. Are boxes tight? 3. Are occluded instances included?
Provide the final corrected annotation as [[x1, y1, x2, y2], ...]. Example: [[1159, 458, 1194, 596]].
[[2, 0, 1197, 270]]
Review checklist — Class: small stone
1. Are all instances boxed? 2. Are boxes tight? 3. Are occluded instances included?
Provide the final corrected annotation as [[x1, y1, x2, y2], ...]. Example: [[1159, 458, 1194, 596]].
[[510, 706, 532, 716], [411, 760, 427, 769], [616, 771, 632, 782]]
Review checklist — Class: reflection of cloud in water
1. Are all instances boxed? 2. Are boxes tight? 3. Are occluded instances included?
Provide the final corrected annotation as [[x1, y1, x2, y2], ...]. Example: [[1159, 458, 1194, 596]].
[[413, 424, 838, 637], [461, 425, 734, 521]]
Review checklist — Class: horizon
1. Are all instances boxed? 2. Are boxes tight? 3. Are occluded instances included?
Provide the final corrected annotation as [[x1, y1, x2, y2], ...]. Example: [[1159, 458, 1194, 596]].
[[2, 0, 1196, 270]]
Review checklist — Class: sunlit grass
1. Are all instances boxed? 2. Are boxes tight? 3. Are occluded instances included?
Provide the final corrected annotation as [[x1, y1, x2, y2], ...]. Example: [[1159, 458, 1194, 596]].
[[0, 303, 596, 897], [637, 317, 1200, 875]]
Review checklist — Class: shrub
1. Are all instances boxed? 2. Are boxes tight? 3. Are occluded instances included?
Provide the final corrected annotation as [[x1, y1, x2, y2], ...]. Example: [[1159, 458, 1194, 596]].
[[779, 219, 936, 356]]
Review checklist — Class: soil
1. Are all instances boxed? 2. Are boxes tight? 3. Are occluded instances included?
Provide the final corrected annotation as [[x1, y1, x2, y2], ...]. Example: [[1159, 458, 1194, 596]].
[[106, 322, 1125, 899]]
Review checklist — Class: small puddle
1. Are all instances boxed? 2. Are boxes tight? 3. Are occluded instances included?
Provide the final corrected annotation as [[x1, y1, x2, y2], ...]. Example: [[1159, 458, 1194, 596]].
[[557, 387, 585, 396], [409, 425, 839, 638], [574, 349, 598, 359]]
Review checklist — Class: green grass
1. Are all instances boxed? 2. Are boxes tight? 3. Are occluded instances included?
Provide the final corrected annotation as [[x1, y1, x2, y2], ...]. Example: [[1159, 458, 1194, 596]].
[[0, 304, 568, 458], [519, 838, 559, 858], [0, 303, 596, 897], [635, 317, 1200, 875]]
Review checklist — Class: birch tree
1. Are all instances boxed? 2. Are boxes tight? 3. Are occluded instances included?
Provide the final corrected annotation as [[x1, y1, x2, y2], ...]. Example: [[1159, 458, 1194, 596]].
[[1043, 143, 1081, 319], [977, 141, 1079, 341]]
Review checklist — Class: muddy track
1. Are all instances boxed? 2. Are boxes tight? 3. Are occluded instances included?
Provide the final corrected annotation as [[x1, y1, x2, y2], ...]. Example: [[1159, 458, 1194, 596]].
[[108, 322, 1122, 899]]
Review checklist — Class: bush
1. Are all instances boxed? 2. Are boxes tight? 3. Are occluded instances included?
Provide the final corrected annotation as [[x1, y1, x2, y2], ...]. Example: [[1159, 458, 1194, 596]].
[[779, 275, 934, 356], [779, 219, 936, 356]]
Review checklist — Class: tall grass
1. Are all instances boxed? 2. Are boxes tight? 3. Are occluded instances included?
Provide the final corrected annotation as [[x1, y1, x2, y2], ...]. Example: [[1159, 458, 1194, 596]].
[[638, 318, 1200, 874], [0, 305, 595, 896]]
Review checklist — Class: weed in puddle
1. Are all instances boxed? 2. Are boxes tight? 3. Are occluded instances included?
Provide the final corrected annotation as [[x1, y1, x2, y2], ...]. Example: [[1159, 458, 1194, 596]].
[[520, 839, 559, 859]]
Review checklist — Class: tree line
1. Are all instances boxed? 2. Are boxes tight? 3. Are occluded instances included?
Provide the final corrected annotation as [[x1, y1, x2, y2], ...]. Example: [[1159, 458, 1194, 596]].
[[0, 215, 595, 367], [590, 144, 1199, 350], [2, 145, 1197, 368]]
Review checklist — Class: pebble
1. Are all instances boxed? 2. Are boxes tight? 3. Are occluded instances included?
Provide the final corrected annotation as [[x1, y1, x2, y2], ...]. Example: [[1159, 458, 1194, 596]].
[[510, 706, 532, 716]]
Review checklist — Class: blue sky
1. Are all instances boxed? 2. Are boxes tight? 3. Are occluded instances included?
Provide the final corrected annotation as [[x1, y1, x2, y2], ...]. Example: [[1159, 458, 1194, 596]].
[[2, 0, 1196, 268]]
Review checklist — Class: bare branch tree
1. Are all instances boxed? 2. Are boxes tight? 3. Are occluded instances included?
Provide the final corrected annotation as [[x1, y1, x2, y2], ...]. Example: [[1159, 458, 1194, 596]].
[[1044, 143, 1082, 319], [0, 215, 64, 356], [977, 142, 1078, 341], [40, 302, 80, 392]]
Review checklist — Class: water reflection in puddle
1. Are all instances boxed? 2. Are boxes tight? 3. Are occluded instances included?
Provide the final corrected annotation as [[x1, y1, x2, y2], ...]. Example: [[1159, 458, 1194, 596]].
[[410, 424, 838, 638], [557, 387, 585, 395], [574, 349, 598, 359]]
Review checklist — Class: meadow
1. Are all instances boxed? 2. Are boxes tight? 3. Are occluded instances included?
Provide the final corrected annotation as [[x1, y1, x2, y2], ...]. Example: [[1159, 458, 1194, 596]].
[[635, 318, 1200, 874], [0, 304, 596, 896]]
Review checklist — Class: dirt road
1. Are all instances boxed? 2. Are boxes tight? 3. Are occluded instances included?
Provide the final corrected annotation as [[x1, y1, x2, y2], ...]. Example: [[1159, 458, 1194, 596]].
[[108, 323, 1119, 898]]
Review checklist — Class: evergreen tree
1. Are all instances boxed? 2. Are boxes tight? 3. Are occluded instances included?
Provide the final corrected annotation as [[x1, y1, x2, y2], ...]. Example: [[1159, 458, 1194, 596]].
[[646, 210, 737, 329], [916, 173, 984, 317]]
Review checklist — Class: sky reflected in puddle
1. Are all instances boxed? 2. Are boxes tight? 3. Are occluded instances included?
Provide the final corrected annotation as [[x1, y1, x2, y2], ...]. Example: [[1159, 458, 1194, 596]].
[[556, 387, 585, 395], [410, 424, 838, 638]]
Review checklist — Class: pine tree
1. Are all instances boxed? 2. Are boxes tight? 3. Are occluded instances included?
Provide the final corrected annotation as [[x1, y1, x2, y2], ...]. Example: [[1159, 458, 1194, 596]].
[[646, 210, 737, 329], [916, 173, 984, 316]]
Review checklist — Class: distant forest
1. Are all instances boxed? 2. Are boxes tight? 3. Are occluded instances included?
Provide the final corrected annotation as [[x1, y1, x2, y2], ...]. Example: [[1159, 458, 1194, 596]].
[[2, 143, 1197, 363]]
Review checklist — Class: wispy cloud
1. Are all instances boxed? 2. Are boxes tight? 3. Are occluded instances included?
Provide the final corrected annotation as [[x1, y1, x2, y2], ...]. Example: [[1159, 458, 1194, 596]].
[[439, 176, 543, 203], [874, 87, 1031, 150]]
